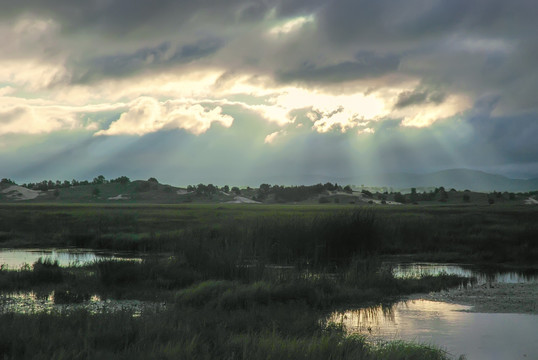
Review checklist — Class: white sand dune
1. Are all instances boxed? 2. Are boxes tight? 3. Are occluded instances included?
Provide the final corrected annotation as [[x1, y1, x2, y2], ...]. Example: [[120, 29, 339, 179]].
[[332, 191, 356, 196], [1, 185, 42, 201], [225, 196, 261, 204], [108, 194, 130, 200], [176, 189, 193, 195]]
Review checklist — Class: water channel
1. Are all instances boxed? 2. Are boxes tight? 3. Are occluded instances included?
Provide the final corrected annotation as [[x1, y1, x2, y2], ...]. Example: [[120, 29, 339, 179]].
[[2, 250, 537, 358], [0, 248, 141, 269], [389, 261, 538, 284], [328, 299, 538, 360], [329, 262, 538, 360], [0, 248, 154, 315]]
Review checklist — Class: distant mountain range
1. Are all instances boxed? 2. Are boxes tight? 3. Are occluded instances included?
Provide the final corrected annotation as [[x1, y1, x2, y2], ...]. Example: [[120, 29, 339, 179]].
[[260, 169, 538, 192], [362, 169, 538, 192]]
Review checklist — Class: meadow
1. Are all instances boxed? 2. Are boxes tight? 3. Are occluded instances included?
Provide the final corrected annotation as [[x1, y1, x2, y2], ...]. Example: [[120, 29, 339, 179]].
[[0, 203, 536, 359], [0, 203, 536, 263]]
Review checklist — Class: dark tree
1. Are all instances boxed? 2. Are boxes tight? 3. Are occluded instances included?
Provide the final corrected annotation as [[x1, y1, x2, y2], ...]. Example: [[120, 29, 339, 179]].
[[92, 175, 106, 185], [394, 192, 405, 203], [112, 176, 130, 185]]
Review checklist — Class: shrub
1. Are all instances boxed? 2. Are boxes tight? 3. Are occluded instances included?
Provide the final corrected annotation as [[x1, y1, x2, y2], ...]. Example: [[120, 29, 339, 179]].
[[318, 197, 330, 204]]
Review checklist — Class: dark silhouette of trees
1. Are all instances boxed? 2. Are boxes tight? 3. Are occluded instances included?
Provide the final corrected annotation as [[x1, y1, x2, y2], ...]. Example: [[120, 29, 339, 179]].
[[111, 176, 130, 185], [394, 192, 405, 203], [92, 175, 106, 185]]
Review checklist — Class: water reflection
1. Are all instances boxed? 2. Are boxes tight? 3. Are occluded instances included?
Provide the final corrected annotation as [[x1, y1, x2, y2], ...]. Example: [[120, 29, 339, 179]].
[[328, 300, 538, 359], [0, 248, 141, 269], [0, 291, 163, 315], [391, 262, 538, 284]]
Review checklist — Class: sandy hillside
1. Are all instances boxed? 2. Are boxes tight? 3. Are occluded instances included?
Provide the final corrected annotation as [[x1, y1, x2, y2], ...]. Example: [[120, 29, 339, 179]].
[[1, 185, 42, 200], [226, 196, 261, 204], [108, 194, 130, 200], [176, 189, 193, 195]]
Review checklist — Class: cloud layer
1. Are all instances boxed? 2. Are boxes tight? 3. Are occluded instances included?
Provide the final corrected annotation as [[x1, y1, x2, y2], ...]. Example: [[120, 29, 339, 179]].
[[1, 0, 537, 183]]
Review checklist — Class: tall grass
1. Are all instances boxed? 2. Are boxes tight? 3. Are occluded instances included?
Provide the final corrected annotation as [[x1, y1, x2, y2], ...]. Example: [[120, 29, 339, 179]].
[[0, 307, 458, 360], [1, 204, 537, 264]]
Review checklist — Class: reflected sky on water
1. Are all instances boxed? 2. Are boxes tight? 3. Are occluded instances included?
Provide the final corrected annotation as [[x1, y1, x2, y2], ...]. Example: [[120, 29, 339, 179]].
[[0, 248, 141, 269], [329, 299, 538, 360], [390, 262, 538, 284]]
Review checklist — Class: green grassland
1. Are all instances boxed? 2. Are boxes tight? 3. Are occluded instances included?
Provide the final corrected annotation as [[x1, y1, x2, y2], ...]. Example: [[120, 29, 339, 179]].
[[1, 203, 536, 264]]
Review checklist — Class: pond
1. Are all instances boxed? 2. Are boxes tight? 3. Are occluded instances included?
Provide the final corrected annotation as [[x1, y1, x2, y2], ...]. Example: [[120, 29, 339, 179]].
[[389, 262, 538, 284], [0, 291, 164, 315], [328, 299, 538, 360], [0, 248, 142, 269]]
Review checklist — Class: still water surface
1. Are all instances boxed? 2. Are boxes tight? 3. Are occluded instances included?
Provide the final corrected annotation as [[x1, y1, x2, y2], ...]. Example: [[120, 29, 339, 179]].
[[0, 248, 141, 269], [3, 250, 537, 358], [0, 292, 162, 315], [390, 262, 538, 284], [329, 299, 538, 360]]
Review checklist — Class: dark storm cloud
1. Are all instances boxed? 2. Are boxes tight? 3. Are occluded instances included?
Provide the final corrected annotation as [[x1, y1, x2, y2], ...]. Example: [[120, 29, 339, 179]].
[[314, 0, 538, 44], [274, 0, 325, 17], [173, 38, 223, 61], [394, 90, 446, 109], [466, 112, 538, 165], [237, 2, 269, 22], [77, 38, 223, 82], [80, 42, 172, 81], [279, 52, 400, 83], [0, 0, 242, 35], [3, 0, 538, 181]]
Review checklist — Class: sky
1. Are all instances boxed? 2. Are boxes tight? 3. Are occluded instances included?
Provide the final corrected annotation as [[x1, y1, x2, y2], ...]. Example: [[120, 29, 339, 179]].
[[1, 0, 537, 185]]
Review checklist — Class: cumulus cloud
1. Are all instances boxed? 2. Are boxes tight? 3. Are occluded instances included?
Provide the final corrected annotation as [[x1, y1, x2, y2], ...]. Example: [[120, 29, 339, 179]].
[[264, 131, 282, 144], [95, 97, 234, 136], [0, 105, 76, 135]]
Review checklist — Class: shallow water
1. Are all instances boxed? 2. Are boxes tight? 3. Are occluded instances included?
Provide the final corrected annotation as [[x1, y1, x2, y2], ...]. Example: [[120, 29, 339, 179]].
[[390, 262, 538, 284], [0, 248, 141, 269], [0, 291, 163, 315], [329, 299, 538, 360]]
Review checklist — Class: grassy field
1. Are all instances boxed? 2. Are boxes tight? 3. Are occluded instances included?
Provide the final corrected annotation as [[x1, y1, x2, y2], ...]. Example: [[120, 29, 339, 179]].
[[0, 203, 536, 263], [1, 203, 535, 359]]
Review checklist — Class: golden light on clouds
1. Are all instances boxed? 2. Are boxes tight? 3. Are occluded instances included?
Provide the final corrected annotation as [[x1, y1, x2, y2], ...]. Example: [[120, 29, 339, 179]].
[[95, 97, 233, 136], [268, 15, 315, 36], [398, 94, 471, 127]]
